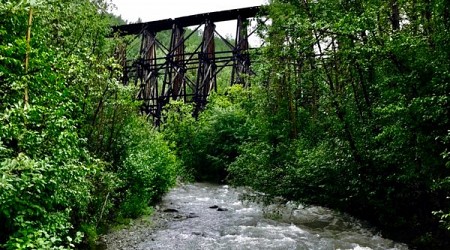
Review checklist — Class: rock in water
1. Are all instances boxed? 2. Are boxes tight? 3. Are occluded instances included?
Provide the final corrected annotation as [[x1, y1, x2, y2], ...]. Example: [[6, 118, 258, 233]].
[[163, 208, 179, 213], [188, 213, 199, 218]]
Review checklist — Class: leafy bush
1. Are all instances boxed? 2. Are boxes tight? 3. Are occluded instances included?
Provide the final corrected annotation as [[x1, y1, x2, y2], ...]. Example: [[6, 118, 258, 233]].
[[118, 115, 179, 218], [0, 0, 180, 248], [0, 140, 97, 249], [162, 85, 251, 182], [159, 101, 197, 181]]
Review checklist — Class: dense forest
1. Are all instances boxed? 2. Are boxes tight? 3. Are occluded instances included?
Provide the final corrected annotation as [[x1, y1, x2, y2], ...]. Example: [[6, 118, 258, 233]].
[[1, 0, 449, 249]]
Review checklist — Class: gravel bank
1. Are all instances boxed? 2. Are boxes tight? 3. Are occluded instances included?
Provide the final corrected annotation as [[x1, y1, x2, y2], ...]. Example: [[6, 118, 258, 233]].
[[98, 205, 184, 250]]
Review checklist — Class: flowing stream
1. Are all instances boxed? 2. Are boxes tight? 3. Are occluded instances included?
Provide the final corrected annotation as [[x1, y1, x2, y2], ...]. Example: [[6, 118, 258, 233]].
[[106, 183, 408, 250]]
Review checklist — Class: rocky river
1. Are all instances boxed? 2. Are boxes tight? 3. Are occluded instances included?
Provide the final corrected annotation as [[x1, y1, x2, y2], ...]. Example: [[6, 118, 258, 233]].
[[101, 183, 408, 250]]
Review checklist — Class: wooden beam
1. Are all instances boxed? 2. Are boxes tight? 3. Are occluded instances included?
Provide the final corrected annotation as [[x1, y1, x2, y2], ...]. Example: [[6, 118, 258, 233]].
[[111, 6, 263, 36]]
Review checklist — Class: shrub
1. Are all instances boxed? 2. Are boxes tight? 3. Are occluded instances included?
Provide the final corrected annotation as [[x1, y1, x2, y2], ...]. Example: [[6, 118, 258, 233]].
[[162, 86, 251, 182], [117, 115, 179, 218]]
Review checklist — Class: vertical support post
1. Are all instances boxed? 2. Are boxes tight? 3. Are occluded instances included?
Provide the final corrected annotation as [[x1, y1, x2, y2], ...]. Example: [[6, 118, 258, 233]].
[[195, 20, 216, 113], [231, 16, 251, 87], [139, 30, 159, 121], [168, 24, 186, 101]]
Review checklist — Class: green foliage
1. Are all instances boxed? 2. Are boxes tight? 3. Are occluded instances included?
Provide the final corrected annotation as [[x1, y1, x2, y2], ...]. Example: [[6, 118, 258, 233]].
[[227, 0, 450, 248], [160, 101, 197, 181], [0, 0, 179, 248], [0, 154, 89, 249], [162, 85, 252, 182], [118, 115, 179, 218]]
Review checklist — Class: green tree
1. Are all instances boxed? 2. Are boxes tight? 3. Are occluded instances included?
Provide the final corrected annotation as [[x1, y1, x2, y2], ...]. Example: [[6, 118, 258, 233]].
[[0, 0, 180, 248], [228, 0, 450, 248]]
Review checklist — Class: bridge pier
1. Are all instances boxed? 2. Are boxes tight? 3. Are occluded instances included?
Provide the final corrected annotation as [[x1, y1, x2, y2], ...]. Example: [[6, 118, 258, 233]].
[[138, 30, 159, 122], [165, 24, 186, 101], [195, 20, 216, 114], [232, 16, 251, 87]]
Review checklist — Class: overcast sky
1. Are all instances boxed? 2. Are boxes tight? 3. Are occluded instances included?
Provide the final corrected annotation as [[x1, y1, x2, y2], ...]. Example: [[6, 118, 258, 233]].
[[110, 0, 267, 37]]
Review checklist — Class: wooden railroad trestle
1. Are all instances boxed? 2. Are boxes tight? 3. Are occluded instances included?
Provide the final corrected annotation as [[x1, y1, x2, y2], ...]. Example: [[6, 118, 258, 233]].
[[112, 6, 262, 125]]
